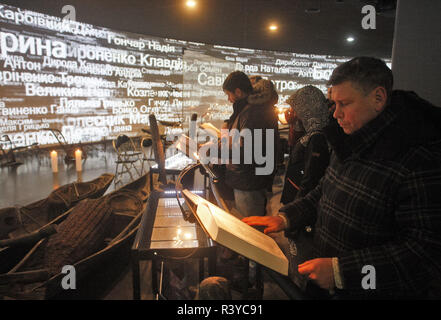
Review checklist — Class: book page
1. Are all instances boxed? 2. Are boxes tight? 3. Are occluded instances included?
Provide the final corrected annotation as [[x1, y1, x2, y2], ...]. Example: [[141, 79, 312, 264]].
[[184, 189, 288, 275], [204, 203, 280, 251]]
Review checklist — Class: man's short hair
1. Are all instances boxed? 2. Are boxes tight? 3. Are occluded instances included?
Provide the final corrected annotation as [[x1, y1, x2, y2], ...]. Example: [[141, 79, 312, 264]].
[[223, 71, 253, 94], [328, 57, 393, 97]]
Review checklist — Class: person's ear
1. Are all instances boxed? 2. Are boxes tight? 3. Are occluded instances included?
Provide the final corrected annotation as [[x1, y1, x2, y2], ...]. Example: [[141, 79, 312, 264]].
[[327, 87, 332, 100], [372, 86, 387, 112]]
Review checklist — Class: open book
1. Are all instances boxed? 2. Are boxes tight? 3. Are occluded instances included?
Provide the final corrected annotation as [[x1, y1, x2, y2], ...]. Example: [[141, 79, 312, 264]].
[[199, 122, 221, 139], [182, 189, 289, 276]]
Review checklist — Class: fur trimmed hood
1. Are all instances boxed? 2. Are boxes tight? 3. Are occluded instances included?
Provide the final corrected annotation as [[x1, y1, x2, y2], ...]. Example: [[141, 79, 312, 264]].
[[247, 79, 278, 106]]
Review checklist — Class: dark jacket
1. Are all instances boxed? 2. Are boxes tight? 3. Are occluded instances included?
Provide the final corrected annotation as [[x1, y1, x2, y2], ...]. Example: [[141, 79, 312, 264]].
[[281, 132, 330, 204], [224, 81, 279, 191], [280, 91, 441, 298], [281, 85, 330, 204]]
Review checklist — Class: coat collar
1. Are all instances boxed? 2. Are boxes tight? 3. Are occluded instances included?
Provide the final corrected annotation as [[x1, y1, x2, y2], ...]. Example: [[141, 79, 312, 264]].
[[324, 90, 441, 162], [324, 105, 398, 161]]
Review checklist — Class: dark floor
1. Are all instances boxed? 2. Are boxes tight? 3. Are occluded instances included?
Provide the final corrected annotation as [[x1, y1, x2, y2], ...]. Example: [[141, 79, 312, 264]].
[[1, 145, 291, 300]]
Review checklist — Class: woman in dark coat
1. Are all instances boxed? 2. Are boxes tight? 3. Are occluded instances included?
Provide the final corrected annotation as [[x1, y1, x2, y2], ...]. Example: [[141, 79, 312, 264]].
[[281, 85, 331, 204], [279, 85, 331, 292]]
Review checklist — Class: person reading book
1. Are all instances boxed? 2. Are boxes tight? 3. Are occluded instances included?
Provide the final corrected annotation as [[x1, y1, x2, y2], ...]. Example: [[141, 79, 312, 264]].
[[198, 71, 279, 219], [243, 57, 441, 299], [182, 189, 288, 300], [194, 72, 279, 291]]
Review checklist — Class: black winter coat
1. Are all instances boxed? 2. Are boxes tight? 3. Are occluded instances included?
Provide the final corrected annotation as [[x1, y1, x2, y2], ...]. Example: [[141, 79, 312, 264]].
[[281, 132, 330, 204], [280, 91, 441, 299]]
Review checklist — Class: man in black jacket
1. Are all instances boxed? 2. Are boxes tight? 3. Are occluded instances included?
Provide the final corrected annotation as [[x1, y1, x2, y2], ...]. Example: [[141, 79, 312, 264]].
[[244, 57, 441, 299], [219, 71, 278, 218]]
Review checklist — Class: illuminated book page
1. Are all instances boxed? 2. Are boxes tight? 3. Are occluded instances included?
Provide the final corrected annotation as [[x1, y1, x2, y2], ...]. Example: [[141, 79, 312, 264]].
[[183, 189, 288, 275]]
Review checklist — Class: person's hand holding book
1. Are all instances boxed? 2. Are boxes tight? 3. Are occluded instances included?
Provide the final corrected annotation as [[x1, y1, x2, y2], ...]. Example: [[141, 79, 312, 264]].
[[242, 216, 286, 235]]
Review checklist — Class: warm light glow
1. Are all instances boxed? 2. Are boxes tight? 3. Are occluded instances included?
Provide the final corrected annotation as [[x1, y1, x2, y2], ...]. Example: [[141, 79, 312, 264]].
[[186, 0, 197, 8], [184, 232, 192, 239], [50, 150, 58, 173], [278, 112, 288, 125], [276, 106, 288, 124], [269, 24, 278, 31], [75, 149, 82, 172]]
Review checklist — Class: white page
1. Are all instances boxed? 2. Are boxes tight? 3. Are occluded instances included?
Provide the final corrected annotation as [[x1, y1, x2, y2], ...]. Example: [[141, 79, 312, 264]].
[[184, 189, 288, 275]]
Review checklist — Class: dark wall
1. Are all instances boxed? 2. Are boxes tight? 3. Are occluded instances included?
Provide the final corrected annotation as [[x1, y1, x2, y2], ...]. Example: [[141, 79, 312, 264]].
[[392, 0, 441, 106], [0, 0, 395, 58]]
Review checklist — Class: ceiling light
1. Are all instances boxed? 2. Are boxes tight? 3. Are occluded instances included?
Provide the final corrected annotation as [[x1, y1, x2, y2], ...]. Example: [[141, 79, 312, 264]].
[[186, 0, 197, 8], [346, 36, 355, 42], [269, 24, 278, 31]]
